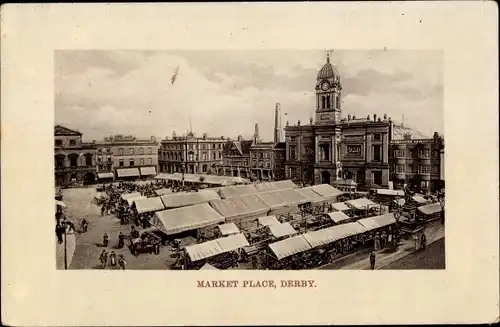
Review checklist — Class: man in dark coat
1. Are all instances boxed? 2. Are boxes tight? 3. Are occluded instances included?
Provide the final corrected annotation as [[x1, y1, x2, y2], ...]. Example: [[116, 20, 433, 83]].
[[369, 252, 376, 270]]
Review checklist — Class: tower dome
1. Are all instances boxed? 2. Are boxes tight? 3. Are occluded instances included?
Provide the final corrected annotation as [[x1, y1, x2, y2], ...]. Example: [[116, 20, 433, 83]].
[[317, 54, 340, 80]]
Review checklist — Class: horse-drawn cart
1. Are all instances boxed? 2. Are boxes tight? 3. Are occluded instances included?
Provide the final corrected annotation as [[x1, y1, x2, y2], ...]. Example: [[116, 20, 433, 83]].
[[129, 232, 162, 256]]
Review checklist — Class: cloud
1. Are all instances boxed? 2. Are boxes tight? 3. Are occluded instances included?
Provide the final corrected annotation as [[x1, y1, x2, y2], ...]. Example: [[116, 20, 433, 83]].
[[55, 50, 443, 141]]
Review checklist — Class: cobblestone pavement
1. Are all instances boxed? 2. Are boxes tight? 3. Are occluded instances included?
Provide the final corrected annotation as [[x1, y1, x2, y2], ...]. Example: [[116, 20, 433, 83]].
[[380, 238, 445, 269]]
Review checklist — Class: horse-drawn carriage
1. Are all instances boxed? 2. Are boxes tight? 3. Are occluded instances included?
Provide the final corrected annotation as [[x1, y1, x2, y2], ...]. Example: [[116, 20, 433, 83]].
[[129, 232, 162, 256]]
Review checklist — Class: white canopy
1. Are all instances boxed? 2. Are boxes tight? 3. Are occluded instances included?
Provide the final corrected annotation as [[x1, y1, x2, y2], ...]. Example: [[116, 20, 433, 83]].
[[218, 184, 258, 199], [295, 187, 325, 204], [216, 233, 249, 253], [310, 184, 344, 200], [268, 235, 312, 260], [155, 188, 172, 196], [412, 195, 428, 204], [331, 202, 350, 212], [127, 195, 146, 206], [152, 203, 225, 235], [185, 239, 223, 262], [257, 189, 309, 210], [185, 233, 249, 262], [327, 211, 351, 223], [357, 213, 397, 231], [121, 192, 142, 200], [268, 222, 297, 238], [255, 180, 297, 193], [258, 215, 280, 226], [134, 197, 165, 214], [303, 222, 367, 248], [418, 203, 442, 215], [218, 222, 240, 236], [346, 198, 378, 210], [117, 168, 140, 177], [209, 194, 270, 222], [160, 190, 220, 209]]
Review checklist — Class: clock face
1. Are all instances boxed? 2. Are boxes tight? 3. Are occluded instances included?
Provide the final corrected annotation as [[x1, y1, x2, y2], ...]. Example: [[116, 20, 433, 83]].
[[321, 81, 330, 91]]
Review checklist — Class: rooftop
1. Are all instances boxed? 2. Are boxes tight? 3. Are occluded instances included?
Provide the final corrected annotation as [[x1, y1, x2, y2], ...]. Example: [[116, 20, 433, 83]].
[[54, 125, 82, 136]]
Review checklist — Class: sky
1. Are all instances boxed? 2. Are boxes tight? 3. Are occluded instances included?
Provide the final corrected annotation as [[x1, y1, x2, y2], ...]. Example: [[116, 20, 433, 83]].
[[55, 50, 443, 142]]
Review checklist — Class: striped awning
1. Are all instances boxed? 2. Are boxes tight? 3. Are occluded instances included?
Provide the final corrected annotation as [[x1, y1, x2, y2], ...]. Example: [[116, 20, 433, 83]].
[[97, 172, 114, 179], [140, 166, 157, 176], [117, 168, 140, 177]]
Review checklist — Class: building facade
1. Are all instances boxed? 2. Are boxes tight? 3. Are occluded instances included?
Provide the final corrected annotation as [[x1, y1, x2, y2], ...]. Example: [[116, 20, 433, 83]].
[[159, 132, 226, 175], [219, 137, 253, 178], [95, 135, 159, 178], [389, 130, 444, 193], [284, 55, 392, 188], [54, 125, 97, 186]]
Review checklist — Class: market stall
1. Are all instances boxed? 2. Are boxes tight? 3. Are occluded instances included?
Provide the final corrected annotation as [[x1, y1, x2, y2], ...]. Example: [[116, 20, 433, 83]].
[[151, 203, 225, 236], [333, 179, 357, 193], [412, 195, 428, 205], [310, 184, 344, 203], [295, 187, 326, 205], [345, 198, 379, 216], [257, 189, 310, 215], [303, 222, 367, 249], [258, 215, 280, 226], [134, 197, 165, 214], [160, 190, 220, 209], [255, 180, 297, 193], [268, 222, 298, 239], [184, 233, 249, 269], [218, 222, 240, 236], [155, 188, 172, 196], [331, 201, 351, 212], [327, 211, 352, 225], [416, 203, 443, 221], [356, 213, 397, 232], [126, 195, 146, 207], [209, 193, 270, 223], [121, 192, 142, 201], [218, 184, 258, 199], [268, 234, 312, 261], [199, 263, 219, 270]]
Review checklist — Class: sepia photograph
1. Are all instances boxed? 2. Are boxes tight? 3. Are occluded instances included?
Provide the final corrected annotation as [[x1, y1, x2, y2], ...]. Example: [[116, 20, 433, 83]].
[[2, 3, 498, 326], [54, 49, 445, 271]]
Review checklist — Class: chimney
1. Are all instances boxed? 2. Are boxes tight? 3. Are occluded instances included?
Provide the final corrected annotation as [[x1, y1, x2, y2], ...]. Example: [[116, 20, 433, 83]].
[[274, 103, 281, 143], [254, 123, 260, 144]]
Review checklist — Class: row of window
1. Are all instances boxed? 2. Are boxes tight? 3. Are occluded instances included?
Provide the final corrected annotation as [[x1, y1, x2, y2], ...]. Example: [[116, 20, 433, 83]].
[[118, 158, 153, 167], [393, 149, 438, 159], [164, 152, 223, 161], [55, 139, 77, 147], [393, 164, 438, 174], [118, 147, 154, 156], [164, 143, 224, 150]]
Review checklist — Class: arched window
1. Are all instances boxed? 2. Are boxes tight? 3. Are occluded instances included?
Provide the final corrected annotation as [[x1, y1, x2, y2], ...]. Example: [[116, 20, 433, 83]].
[[55, 154, 66, 168], [336, 96, 340, 109], [322, 96, 326, 109], [85, 153, 93, 166], [68, 154, 79, 167], [326, 96, 330, 109]]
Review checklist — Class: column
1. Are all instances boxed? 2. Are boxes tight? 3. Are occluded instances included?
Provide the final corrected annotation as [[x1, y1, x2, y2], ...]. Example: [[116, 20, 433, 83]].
[[315, 135, 320, 163], [366, 135, 372, 163], [383, 133, 389, 163], [297, 137, 302, 161]]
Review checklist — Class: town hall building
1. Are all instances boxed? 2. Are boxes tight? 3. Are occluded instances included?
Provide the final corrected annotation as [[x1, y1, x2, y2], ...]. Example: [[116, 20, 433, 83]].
[[284, 55, 393, 188]]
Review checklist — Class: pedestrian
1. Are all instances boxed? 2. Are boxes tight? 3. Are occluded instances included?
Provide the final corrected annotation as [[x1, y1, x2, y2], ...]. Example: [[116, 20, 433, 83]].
[[421, 233, 427, 250], [118, 255, 126, 270], [99, 250, 108, 268], [80, 218, 88, 233], [109, 251, 117, 267], [369, 252, 376, 270], [55, 223, 64, 244], [381, 231, 387, 248], [103, 232, 109, 247], [412, 233, 419, 251], [374, 232, 381, 251], [101, 205, 105, 216], [118, 232, 125, 248], [251, 256, 258, 269]]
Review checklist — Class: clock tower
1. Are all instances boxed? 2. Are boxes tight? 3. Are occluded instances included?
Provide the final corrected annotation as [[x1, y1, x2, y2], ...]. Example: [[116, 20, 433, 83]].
[[315, 54, 342, 125]]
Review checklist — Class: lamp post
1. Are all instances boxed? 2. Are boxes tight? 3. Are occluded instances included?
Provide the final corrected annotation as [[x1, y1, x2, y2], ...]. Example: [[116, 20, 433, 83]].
[[63, 221, 68, 270]]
